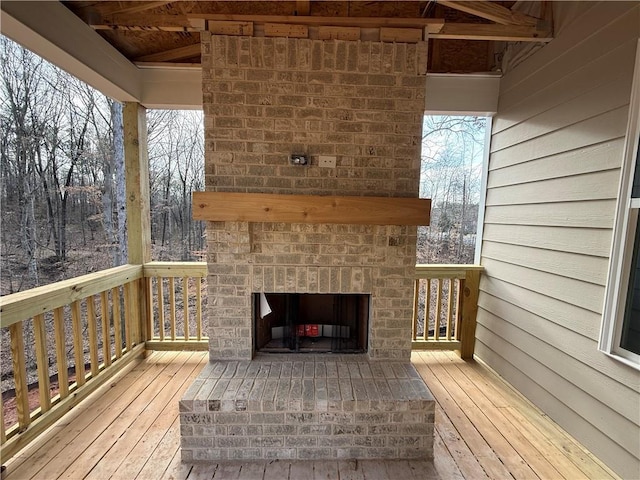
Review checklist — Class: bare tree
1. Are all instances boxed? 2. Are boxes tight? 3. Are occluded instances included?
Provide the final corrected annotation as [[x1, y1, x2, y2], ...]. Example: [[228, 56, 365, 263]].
[[418, 115, 486, 264], [1, 37, 206, 293]]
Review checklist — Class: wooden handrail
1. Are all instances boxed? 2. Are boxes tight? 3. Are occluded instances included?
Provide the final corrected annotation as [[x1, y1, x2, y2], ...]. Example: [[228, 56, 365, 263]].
[[0, 265, 143, 328], [415, 263, 484, 279], [0, 265, 146, 460], [143, 261, 207, 277]]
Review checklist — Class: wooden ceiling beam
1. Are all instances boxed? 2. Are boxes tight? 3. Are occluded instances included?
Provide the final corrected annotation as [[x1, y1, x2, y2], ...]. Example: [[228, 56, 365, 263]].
[[98, 13, 194, 28], [431, 23, 552, 42], [92, 24, 198, 32], [187, 14, 446, 33], [92, 0, 173, 15], [134, 43, 201, 62], [437, 1, 540, 26], [92, 19, 551, 43]]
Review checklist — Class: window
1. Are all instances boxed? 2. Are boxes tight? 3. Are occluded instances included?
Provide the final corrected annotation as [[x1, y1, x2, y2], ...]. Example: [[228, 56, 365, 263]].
[[600, 41, 640, 368]]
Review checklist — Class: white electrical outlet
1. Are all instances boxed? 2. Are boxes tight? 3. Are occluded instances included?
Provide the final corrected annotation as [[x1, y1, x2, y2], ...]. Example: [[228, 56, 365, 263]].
[[318, 155, 337, 168]]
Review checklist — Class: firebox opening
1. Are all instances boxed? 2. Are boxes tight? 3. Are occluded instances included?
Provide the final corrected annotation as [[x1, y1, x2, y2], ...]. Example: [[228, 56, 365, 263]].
[[253, 293, 369, 353]]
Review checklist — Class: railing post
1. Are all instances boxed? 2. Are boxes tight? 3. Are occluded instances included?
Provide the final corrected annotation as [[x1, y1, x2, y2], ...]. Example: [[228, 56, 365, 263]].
[[459, 269, 481, 359]]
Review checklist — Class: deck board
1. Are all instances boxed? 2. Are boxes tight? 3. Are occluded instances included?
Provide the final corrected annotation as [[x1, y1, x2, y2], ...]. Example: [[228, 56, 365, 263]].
[[3, 350, 619, 480]]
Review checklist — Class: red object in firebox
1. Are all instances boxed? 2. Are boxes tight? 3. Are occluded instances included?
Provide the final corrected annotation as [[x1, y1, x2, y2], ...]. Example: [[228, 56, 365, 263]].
[[296, 325, 306, 337], [305, 324, 320, 337]]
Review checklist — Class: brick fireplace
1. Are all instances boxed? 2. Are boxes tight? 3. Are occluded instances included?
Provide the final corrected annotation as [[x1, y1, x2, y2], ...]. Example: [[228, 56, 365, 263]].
[[180, 33, 434, 462]]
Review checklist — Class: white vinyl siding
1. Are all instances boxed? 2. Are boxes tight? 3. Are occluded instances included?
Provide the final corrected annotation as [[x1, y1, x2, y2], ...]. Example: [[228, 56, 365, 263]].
[[476, 2, 640, 478]]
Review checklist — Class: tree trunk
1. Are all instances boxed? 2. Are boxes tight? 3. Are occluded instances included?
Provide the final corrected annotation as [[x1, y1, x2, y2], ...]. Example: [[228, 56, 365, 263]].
[[103, 148, 114, 262], [112, 101, 127, 265]]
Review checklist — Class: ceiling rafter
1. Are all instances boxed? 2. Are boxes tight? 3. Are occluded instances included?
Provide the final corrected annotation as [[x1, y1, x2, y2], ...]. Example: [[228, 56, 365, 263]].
[[93, 24, 198, 32], [185, 13, 447, 33], [90, 1, 175, 17], [134, 43, 201, 62], [431, 23, 551, 42], [437, 0, 540, 26]]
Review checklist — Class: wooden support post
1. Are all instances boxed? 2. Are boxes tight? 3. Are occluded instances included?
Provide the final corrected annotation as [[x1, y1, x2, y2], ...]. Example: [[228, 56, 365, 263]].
[[459, 269, 481, 359], [123, 102, 151, 265], [123, 102, 151, 346]]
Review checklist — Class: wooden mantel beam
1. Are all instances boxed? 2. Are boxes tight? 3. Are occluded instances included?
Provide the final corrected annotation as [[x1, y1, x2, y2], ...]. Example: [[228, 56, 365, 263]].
[[437, 1, 540, 27], [193, 192, 431, 226]]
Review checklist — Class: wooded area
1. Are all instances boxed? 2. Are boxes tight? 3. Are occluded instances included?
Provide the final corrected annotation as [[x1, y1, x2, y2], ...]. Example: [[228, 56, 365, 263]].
[[0, 38, 205, 295], [1, 36, 483, 295], [418, 115, 486, 264]]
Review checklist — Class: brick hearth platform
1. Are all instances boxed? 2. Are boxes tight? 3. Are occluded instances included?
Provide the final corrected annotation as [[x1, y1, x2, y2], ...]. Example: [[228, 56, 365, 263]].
[[180, 354, 435, 461]]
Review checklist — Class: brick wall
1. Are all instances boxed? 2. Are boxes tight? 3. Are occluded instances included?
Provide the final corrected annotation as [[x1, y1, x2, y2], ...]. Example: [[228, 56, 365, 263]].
[[202, 33, 427, 361]]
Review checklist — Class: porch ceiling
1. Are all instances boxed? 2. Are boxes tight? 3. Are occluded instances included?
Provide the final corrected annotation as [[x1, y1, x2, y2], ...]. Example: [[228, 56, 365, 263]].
[[0, 1, 541, 107], [63, 0, 551, 73]]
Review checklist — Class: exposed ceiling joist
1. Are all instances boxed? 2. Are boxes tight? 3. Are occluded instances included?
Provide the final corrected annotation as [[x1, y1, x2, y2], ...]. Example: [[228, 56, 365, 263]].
[[91, 18, 550, 43], [106, 1, 175, 16], [102, 13, 194, 28], [437, 0, 540, 26], [186, 14, 447, 33], [93, 24, 198, 32], [431, 23, 552, 42], [135, 43, 200, 62]]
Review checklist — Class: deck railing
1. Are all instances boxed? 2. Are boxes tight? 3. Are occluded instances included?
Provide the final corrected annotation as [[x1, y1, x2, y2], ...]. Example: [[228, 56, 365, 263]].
[[0, 264, 146, 459], [412, 264, 483, 359], [143, 261, 208, 351], [1, 260, 482, 460]]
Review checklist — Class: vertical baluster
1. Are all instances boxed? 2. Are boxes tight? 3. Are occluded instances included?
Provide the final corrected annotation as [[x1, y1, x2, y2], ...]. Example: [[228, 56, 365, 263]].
[[1, 392, 6, 442], [446, 278, 454, 340], [455, 278, 463, 340], [157, 277, 165, 341], [196, 276, 202, 341], [423, 279, 430, 340], [101, 291, 111, 367], [33, 314, 52, 413], [183, 277, 190, 341], [113, 287, 123, 358], [86, 296, 99, 377], [71, 301, 85, 387], [145, 277, 153, 343], [123, 283, 132, 350], [9, 322, 30, 430], [435, 279, 442, 341], [53, 307, 69, 399], [129, 280, 141, 345], [169, 277, 176, 341], [412, 278, 419, 341]]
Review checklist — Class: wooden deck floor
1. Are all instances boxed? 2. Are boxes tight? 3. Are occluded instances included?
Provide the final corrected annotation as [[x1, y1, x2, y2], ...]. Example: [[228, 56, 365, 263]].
[[3, 350, 618, 480]]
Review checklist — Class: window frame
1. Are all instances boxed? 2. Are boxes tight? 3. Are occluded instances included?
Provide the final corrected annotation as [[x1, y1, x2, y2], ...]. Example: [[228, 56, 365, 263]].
[[599, 40, 640, 369]]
